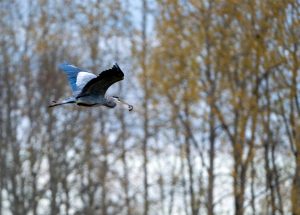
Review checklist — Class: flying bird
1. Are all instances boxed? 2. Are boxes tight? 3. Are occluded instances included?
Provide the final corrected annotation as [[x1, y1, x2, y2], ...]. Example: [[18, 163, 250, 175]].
[[49, 63, 133, 111]]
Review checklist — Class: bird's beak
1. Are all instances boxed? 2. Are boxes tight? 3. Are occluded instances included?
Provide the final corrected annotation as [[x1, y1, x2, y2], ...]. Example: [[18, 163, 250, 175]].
[[117, 99, 133, 111]]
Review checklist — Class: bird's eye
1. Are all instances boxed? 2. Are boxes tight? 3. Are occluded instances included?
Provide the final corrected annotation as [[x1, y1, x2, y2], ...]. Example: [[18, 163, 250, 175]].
[[113, 96, 119, 99]]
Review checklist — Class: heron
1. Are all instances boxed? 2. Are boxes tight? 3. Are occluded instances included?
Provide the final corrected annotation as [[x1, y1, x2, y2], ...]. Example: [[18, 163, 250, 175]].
[[49, 63, 133, 111]]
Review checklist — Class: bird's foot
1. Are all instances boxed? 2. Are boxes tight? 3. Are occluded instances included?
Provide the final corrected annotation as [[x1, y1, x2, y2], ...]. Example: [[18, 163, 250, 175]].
[[48, 100, 57, 108]]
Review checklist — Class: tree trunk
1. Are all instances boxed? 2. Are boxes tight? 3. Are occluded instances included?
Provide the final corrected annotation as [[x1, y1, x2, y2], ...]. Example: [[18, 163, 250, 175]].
[[207, 106, 215, 215], [142, 1, 149, 215]]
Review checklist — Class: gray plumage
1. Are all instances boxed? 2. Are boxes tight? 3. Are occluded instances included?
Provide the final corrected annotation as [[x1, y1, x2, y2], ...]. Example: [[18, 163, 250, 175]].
[[49, 63, 133, 111]]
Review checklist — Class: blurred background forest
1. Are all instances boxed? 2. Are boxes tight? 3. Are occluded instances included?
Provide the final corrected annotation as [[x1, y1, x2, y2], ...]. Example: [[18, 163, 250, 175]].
[[0, 0, 300, 214]]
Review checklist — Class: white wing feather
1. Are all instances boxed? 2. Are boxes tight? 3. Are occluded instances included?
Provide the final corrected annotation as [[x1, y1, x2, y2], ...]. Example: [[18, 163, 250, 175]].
[[76, 72, 96, 93]]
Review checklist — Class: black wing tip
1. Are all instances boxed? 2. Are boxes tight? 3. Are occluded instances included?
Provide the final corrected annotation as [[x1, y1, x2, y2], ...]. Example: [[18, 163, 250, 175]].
[[113, 63, 120, 70], [113, 63, 123, 75]]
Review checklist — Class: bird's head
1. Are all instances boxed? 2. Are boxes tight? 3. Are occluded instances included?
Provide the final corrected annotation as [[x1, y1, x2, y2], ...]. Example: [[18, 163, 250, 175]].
[[112, 96, 133, 111], [112, 96, 121, 102]]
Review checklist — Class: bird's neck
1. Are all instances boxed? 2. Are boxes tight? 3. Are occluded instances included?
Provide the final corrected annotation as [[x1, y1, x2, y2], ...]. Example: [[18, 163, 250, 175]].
[[105, 95, 113, 102], [104, 96, 117, 108]]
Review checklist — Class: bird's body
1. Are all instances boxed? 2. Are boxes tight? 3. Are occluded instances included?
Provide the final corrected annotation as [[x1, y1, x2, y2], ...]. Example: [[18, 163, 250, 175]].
[[75, 95, 114, 107], [49, 63, 133, 111]]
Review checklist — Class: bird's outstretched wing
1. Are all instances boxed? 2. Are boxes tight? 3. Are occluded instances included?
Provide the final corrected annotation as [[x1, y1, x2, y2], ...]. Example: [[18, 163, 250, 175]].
[[59, 63, 96, 94], [77, 63, 124, 98]]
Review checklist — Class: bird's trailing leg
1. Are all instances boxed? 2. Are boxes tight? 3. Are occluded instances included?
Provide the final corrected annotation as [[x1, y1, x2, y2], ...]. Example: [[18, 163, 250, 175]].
[[48, 97, 76, 108]]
